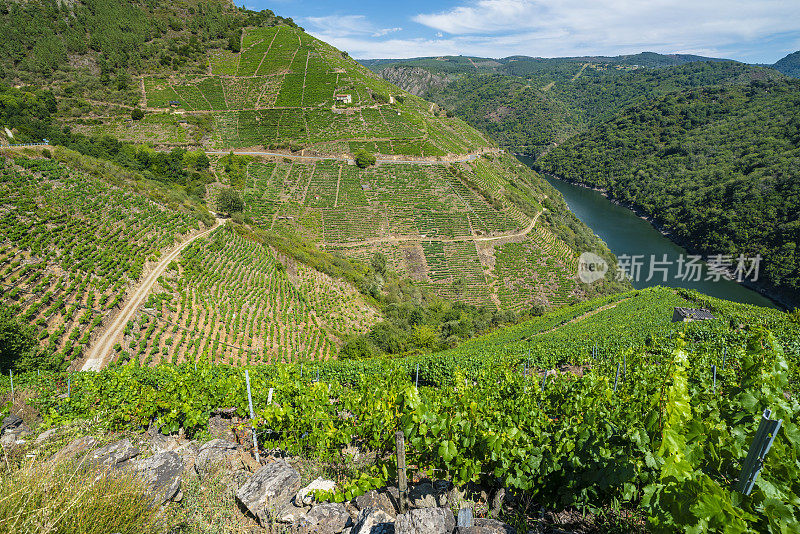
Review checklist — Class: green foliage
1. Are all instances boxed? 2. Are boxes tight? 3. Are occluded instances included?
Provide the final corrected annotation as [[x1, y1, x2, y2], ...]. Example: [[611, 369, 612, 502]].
[[217, 187, 244, 215], [425, 61, 780, 155], [538, 79, 800, 304], [0, 303, 37, 373], [131, 108, 145, 121], [0, 83, 56, 143], [354, 150, 376, 169], [773, 50, 800, 78]]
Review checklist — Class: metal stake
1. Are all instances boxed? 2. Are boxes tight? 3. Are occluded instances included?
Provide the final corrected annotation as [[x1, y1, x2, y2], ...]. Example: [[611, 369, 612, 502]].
[[244, 370, 261, 464]]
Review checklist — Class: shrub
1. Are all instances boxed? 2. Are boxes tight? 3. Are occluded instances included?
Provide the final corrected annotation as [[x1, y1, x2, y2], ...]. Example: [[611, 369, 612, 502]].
[[131, 108, 145, 121], [216, 187, 244, 215], [354, 150, 376, 169]]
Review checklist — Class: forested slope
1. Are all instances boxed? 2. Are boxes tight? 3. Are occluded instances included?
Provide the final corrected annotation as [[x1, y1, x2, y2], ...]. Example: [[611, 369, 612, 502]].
[[537, 79, 800, 305], [426, 61, 784, 155]]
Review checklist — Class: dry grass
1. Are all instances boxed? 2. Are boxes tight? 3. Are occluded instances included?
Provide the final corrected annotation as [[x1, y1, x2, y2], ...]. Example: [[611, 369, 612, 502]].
[[0, 454, 164, 534]]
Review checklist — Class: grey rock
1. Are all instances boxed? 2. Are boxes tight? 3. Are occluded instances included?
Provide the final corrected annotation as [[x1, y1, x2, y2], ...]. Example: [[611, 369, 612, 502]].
[[472, 518, 515, 534], [355, 489, 397, 517], [489, 488, 505, 517], [351, 507, 395, 534], [35, 428, 59, 445], [89, 439, 140, 470], [235, 460, 302, 525], [0, 433, 19, 449], [52, 436, 97, 462], [1, 414, 24, 435], [396, 507, 455, 534], [304, 502, 350, 533], [297, 477, 337, 506], [134, 451, 183, 504], [409, 483, 437, 509], [447, 486, 469, 510], [195, 438, 241, 475]]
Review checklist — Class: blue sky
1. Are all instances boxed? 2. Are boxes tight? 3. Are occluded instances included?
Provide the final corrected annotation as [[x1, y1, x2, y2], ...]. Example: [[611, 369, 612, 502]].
[[246, 0, 800, 63]]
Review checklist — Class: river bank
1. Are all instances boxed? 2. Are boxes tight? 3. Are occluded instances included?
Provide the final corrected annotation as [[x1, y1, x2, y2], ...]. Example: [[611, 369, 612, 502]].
[[517, 157, 788, 309]]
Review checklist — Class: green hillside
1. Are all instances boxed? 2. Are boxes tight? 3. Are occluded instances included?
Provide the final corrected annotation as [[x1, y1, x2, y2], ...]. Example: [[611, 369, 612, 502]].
[[361, 51, 729, 76], [537, 79, 800, 306], [380, 60, 784, 155], [773, 50, 800, 77]]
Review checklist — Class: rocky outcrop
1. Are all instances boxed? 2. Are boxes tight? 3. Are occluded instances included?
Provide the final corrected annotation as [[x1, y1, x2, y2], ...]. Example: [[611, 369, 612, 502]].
[[379, 67, 451, 97], [195, 438, 241, 475], [351, 507, 395, 534], [303, 502, 351, 534], [396, 507, 455, 534], [355, 489, 398, 517], [133, 451, 184, 504], [88, 439, 140, 470], [235, 460, 301, 525]]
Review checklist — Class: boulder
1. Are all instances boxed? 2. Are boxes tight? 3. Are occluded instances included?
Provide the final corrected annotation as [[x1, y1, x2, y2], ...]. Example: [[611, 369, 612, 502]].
[[52, 436, 97, 462], [235, 459, 301, 525], [396, 507, 455, 534], [133, 451, 183, 504], [409, 483, 438, 509], [0, 414, 25, 435], [296, 477, 337, 506], [35, 428, 59, 445], [467, 518, 515, 534], [195, 438, 241, 475], [351, 507, 395, 534], [355, 489, 398, 517], [88, 439, 140, 470], [303, 502, 350, 534]]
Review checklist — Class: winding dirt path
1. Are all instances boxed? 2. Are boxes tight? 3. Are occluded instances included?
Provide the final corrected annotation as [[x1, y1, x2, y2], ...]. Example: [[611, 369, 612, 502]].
[[80, 219, 224, 371]]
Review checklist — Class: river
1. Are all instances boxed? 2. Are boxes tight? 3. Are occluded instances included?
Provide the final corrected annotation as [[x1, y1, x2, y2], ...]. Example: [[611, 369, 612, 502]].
[[516, 157, 777, 308]]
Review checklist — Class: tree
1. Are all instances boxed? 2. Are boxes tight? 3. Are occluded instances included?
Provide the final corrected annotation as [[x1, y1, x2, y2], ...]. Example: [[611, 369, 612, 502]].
[[371, 252, 387, 274], [131, 108, 145, 121], [217, 187, 244, 215], [0, 305, 37, 373], [354, 150, 376, 169]]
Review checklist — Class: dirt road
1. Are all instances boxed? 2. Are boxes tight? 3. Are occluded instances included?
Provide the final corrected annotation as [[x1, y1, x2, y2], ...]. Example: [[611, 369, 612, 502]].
[[80, 219, 224, 371]]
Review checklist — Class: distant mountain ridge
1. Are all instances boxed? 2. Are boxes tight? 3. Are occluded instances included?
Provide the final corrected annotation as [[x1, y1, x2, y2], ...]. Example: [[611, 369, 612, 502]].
[[773, 50, 800, 77], [361, 51, 731, 75]]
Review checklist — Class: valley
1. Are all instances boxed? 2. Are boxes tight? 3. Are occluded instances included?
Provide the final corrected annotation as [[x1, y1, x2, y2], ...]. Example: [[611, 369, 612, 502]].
[[0, 1, 799, 533]]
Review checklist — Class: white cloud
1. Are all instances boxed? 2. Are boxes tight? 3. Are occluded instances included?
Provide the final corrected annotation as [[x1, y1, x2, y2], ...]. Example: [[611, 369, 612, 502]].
[[299, 2, 800, 62], [304, 15, 402, 39], [408, 0, 800, 61]]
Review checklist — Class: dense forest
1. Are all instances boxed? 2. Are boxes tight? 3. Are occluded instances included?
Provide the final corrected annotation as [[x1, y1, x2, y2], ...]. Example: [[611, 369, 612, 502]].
[[0, 0, 295, 82], [773, 50, 800, 78], [427, 61, 784, 155], [537, 79, 800, 303]]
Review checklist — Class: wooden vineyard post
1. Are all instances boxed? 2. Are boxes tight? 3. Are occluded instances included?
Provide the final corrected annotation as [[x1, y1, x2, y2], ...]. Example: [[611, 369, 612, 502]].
[[415, 363, 419, 388], [396, 431, 408, 513], [9, 370, 13, 402], [245, 370, 261, 465]]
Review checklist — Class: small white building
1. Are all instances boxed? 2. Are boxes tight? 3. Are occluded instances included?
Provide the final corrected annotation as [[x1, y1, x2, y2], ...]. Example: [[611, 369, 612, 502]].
[[334, 94, 352, 104]]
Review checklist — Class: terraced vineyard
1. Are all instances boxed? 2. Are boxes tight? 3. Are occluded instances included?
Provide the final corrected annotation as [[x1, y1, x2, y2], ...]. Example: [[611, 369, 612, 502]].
[[119, 226, 380, 367], [231, 152, 584, 309], [140, 25, 492, 156], [0, 156, 204, 368]]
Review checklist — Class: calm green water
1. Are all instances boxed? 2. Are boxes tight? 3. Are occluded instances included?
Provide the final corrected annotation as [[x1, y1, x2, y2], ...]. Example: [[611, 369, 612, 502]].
[[516, 157, 777, 308]]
